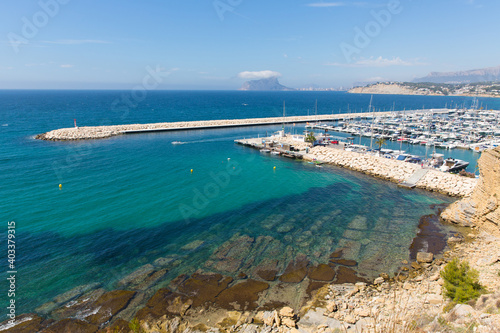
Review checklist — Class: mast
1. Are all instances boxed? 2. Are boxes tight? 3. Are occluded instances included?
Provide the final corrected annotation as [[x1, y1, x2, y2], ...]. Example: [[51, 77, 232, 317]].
[[282, 101, 285, 136], [369, 95, 374, 149]]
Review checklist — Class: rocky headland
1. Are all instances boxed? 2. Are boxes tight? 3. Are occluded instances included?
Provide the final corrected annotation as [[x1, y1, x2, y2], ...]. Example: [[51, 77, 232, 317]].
[[349, 82, 500, 98]]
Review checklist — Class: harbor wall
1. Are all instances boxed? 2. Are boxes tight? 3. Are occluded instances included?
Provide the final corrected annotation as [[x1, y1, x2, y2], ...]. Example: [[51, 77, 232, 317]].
[[35, 110, 449, 141], [305, 146, 477, 197]]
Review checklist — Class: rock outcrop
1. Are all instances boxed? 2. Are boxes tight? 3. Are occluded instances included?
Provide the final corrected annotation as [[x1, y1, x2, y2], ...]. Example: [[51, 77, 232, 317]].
[[441, 147, 500, 236], [240, 77, 295, 91]]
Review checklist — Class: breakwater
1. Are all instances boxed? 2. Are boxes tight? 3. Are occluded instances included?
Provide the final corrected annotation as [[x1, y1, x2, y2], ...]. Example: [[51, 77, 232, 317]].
[[305, 146, 477, 197], [235, 136, 477, 197], [35, 109, 450, 141]]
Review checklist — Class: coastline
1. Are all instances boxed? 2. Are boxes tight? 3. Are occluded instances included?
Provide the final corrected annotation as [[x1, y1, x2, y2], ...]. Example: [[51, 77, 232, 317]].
[[2, 146, 496, 332], [348, 85, 500, 98], [1, 205, 462, 333]]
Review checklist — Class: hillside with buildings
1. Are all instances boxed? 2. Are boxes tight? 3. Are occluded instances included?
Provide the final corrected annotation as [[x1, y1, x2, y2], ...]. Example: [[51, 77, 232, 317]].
[[349, 82, 500, 98]]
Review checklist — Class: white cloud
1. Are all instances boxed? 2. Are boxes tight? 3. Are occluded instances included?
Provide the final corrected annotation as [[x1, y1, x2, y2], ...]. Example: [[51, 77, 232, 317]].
[[307, 2, 345, 7], [42, 39, 110, 45], [306, 2, 384, 8], [238, 70, 281, 79], [326, 57, 426, 67]]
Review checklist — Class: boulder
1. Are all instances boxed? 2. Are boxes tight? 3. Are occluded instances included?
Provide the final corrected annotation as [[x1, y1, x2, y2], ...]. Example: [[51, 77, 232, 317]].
[[279, 306, 294, 318], [416, 252, 434, 263], [282, 317, 296, 328]]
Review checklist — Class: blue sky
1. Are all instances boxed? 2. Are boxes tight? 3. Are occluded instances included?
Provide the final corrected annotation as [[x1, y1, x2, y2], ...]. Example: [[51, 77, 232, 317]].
[[0, 0, 498, 89]]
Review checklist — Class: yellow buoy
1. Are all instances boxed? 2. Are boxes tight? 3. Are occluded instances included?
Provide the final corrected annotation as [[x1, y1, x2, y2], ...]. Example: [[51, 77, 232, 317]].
[[190, 169, 193, 173], [273, 166, 276, 170], [59, 184, 62, 189]]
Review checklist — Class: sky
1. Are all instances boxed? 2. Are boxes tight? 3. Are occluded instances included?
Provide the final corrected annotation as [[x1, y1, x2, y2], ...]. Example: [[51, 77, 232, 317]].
[[0, 0, 499, 90]]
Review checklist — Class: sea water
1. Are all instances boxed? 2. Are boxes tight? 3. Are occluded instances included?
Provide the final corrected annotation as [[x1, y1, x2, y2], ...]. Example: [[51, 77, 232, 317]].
[[0, 90, 496, 313]]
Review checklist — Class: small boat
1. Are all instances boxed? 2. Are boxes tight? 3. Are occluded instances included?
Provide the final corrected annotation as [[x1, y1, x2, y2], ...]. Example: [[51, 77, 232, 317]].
[[439, 158, 469, 173], [270, 151, 281, 156], [260, 149, 271, 153], [171, 141, 184, 145]]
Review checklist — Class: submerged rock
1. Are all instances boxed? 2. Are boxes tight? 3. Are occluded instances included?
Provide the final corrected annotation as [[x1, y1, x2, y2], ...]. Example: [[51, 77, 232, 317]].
[[85, 290, 136, 325], [153, 255, 177, 267], [41, 318, 98, 333], [253, 259, 280, 281], [135, 288, 191, 322], [180, 239, 205, 251], [0, 314, 48, 333], [215, 279, 269, 311], [329, 259, 357, 267], [279, 254, 310, 283], [206, 235, 255, 273], [50, 288, 106, 320], [53, 283, 103, 305], [117, 264, 155, 288], [177, 273, 233, 308], [334, 266, 368, 284], [308, 264, 336, 281]]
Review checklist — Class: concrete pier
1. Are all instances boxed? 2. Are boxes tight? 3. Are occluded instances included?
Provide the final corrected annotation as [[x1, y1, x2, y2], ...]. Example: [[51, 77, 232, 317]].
[[35, 109, 451, 141]]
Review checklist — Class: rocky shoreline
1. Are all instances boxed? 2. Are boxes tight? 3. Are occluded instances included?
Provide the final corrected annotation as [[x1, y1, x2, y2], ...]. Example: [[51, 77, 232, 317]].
[[5, 217, 499, 333], [0, 204, 470, 333]]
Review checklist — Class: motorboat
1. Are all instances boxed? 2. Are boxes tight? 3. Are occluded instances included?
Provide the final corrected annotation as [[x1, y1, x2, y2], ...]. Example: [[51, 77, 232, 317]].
[[439, 158, 470, 173]]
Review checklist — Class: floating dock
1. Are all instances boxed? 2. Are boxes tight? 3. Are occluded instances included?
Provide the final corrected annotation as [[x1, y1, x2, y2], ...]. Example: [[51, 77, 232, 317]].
[[36, 109, 451, 141]]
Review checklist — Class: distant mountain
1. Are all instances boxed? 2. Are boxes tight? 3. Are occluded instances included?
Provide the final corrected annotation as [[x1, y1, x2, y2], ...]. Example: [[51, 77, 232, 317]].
[[414, 65, 500, 84], [240, 77, 295, 91]]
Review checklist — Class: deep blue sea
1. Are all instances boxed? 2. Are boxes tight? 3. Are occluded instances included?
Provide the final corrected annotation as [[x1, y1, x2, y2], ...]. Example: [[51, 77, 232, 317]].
[[1, 90, 497, 314]]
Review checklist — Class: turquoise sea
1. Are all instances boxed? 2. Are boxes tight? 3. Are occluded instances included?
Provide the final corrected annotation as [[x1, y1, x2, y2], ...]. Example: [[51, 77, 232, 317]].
[[1, 90, 497, 314]]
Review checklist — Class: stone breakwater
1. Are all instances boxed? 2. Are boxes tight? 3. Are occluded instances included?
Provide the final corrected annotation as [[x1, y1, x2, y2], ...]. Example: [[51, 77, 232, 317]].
[[35, 115, 352, 141], [306, 146, 477, 197], [35, 110, 449, 141]]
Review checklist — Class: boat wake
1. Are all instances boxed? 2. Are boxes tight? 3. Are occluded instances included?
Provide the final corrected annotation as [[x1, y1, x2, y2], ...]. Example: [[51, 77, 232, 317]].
[[172, 136, 243, 145]]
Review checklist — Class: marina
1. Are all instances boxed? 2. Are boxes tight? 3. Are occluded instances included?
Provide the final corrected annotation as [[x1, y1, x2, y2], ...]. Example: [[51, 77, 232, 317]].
[[308, 107, 500, 153], [235, 124, 479, 197]]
